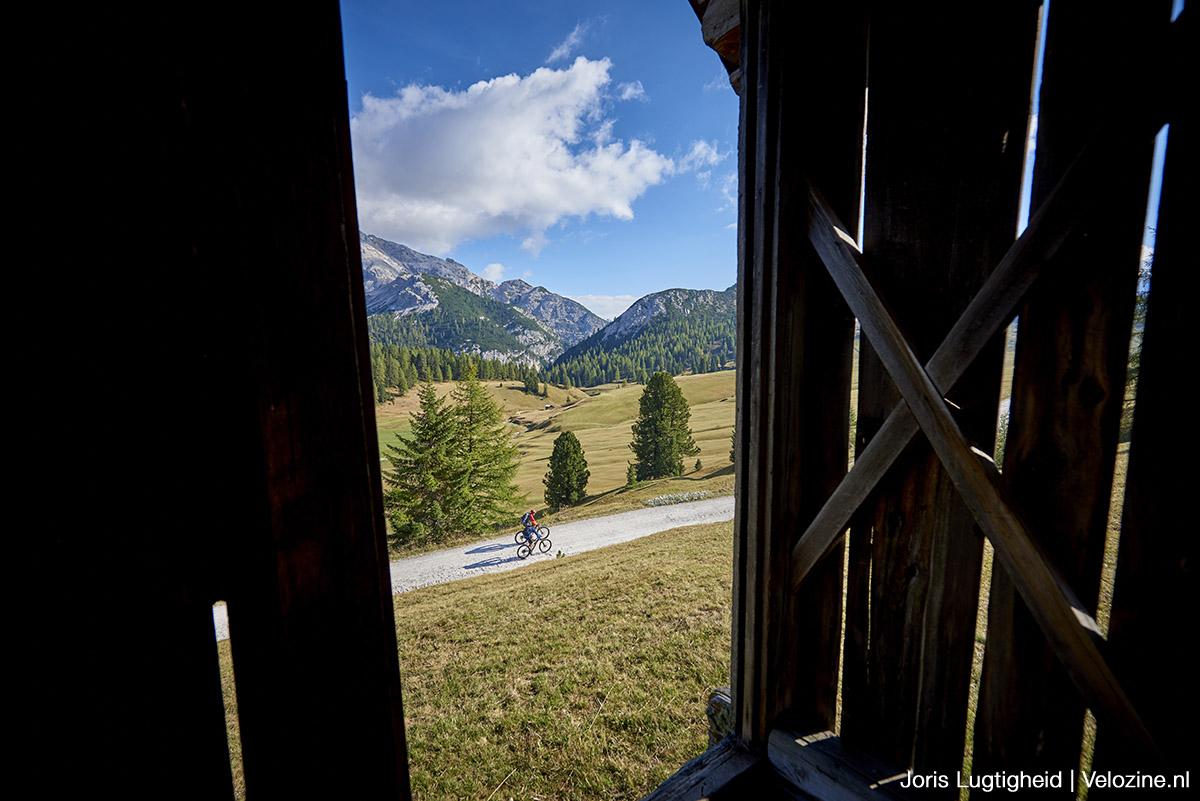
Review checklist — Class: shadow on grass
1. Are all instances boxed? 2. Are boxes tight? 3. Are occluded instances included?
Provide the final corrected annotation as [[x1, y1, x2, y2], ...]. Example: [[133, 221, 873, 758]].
[[677, 466, 734, 482]]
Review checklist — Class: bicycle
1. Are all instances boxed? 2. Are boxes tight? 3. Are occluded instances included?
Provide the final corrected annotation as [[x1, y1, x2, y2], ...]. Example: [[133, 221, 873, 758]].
[[516, 525, 551, 559], [515, 524, 549, 544]]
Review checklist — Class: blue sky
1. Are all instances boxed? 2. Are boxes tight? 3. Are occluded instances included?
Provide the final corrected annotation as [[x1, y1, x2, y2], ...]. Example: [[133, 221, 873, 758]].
[[339, 1, 740, 319]]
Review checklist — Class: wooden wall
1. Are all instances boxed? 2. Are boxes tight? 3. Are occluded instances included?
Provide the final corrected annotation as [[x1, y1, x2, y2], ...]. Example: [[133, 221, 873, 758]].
[[721, 0, 1194, 796], [974, 0, 1172, 786]]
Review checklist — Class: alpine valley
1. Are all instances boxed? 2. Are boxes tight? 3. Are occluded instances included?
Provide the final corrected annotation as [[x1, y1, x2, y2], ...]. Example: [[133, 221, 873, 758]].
[[362, 233, 737, 391]]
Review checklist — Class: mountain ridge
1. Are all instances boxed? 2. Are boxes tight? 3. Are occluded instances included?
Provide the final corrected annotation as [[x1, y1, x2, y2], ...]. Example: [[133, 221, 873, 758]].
[[360, 233, 736, 377], [547, 285, 737, 386], [361, 233, 604, 363]]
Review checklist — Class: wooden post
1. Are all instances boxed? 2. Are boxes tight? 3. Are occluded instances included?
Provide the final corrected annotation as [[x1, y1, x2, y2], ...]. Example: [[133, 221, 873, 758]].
[[27, 3, 411, 797], [732, 0, 865, 745], [840, 2, 1036, 786], [1093, 116, 1194, 786], [974, 0, 1170, 785]]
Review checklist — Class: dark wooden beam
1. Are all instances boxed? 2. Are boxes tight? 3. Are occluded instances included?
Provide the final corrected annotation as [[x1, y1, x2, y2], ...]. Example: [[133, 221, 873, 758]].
[[732, 0, 865, 746], [643, 739, 762, 801], [974, 0, 1174, 780], [807, 184, 1156, 757], [837, 3, 1034, 781], [1093, 97, 1195, 788], [768, 730, 918, 801], [789, 39, 1179, 591], [27, 3, 411, 797]]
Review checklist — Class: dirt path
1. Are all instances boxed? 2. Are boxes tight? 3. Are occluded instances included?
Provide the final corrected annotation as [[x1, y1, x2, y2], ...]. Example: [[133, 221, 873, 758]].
[[212, 495, 734, 642]]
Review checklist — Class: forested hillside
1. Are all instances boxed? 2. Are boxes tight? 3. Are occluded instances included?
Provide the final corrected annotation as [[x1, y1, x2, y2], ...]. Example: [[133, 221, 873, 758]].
[[546, 286, 736, 387], [367, 277, 738, 398], [367, 340, 544, 404], [368, 275, 559, 363]]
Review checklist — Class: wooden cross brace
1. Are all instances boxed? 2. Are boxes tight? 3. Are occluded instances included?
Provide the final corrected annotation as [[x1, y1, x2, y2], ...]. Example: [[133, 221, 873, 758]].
[[781, 23, 1188, 750], [799, 175, 1156, 753]]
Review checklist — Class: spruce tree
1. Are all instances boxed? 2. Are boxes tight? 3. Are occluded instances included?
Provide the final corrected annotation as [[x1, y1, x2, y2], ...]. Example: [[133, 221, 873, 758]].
[[543, 431, 589, 511], [630, 372, 698, 480], [451, 361, 524, 533], [384, 381, 465, 545]]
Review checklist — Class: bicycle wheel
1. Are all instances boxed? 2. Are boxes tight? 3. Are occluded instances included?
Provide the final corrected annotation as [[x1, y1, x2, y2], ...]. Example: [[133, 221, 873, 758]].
[[537, 525, 550, 540], [515, 531, 526, 544], [538, 537, 552, 554], [517, 543, 531, 560]]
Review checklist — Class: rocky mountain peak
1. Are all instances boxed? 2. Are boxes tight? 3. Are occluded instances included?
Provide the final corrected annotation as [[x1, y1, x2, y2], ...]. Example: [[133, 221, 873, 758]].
[[359, 233, 606, 363]]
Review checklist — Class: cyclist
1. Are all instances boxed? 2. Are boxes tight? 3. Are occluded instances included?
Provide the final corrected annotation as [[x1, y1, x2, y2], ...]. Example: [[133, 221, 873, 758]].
[[520, 508, 539, 545]]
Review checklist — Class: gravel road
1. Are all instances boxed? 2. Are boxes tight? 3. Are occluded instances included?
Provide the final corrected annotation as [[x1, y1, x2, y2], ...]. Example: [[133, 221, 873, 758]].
[[213, 495, 734, 642]]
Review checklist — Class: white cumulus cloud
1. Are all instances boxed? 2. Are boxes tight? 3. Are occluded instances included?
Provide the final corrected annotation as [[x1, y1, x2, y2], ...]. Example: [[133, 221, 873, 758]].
[[522, 231, 550, 257], [350, 57, 674, 255], [481, 263, 506, 282]]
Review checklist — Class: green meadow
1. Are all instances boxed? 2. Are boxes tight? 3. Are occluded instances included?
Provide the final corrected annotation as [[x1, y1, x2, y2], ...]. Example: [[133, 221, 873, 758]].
[[374, 371, 739, 547], [220, 520, 735, 801]]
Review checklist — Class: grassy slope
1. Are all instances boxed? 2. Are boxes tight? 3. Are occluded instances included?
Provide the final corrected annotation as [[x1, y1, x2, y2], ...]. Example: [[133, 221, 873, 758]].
[[374, 372, 739, 552], [219, 520, 734, 801], [511, 372, 738, 506]]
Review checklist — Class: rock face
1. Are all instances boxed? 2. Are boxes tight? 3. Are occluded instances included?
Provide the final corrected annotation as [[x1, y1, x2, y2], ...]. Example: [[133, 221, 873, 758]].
[[490, 279, 605, 345], [361, 234, 488, 295], [363, 273, 438, 317], [360, 233, 605, 363]]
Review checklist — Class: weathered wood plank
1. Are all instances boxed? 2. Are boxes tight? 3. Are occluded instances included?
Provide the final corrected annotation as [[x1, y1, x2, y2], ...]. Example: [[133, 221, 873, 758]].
[[973, 1, 1172, 784], [687, 0, 740, 92], [836, 3, 1033, 783], [700, 0, 739, 63], [768, 730, 918, 801], [731, 0, 865, 745], [643, 738, 762, 801], [789, 81, 1175, 590], [768, 0, 865, 737], [807, 183, 1156, 757], [730, 0, 772, 745]]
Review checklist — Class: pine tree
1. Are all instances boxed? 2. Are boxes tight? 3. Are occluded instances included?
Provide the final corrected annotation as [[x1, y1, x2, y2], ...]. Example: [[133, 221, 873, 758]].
[[544, 431, 589, 511], [451, 361, 524, 533], [630, 372, 699, 480], [384, 381, 465, 546]]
